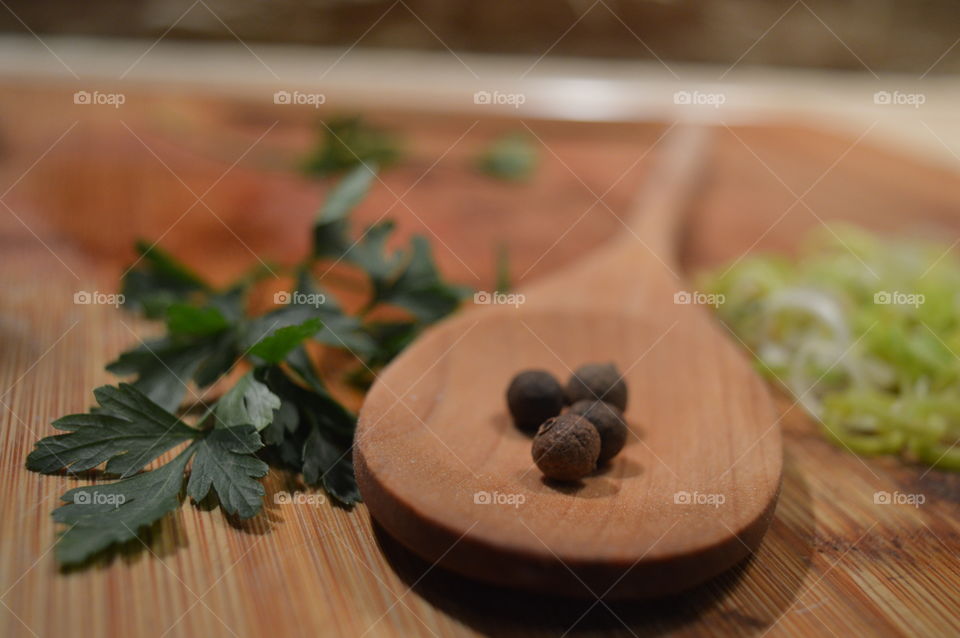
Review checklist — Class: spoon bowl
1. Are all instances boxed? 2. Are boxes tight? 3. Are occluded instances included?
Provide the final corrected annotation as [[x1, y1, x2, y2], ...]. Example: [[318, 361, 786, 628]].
[[355, 127, 782, 597]]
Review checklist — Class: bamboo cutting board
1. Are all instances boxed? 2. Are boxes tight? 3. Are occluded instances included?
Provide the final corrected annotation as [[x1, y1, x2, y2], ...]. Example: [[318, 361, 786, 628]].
[[1, 83, 960, 637]]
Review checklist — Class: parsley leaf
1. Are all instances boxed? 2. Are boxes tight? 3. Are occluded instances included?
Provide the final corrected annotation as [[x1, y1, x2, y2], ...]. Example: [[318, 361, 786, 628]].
[[248, 294, 374, 357], [214, 372, 280, 431], [106, 338, 211, 413], [313, 162, 377, 259], [31, 143, 474, 565], [248, 318, 323, 364], [476, 132, 538, 182], [303, 426, 360, 505], [258, 365, 359, 505], [26, 384, 198, 477], [105, 329, 240, 414], [53, 444, 195, 565], [303, 116, 400, 177], [47, 397, 270, 564], [107, 290, 245, 413], [166, 303, 230, 337], [186, 426, 268, 519], [122, 240, 210, 319], [379, 235, 470, 322], [346, 321, 419, 390]]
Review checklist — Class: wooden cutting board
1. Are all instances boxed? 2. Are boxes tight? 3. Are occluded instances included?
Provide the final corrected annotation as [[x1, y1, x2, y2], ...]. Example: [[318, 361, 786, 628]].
[[1, 82, 959, 638]]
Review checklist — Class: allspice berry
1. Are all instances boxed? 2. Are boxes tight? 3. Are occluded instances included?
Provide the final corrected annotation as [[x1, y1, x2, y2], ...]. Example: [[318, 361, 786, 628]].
[[568, 400, 628, 465], [531, 414, 601, 481], [507, 370, 565, 431], [565, 363, 628, 411]]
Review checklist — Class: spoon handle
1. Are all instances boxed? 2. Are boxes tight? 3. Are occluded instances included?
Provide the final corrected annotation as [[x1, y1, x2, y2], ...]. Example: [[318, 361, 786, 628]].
[[521, 125, 711, 311], [627, 125, 712, 265]]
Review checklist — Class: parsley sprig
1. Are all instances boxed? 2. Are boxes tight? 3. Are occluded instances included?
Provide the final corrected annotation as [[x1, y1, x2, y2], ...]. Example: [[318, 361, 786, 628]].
[[26, 163, 469, 566]]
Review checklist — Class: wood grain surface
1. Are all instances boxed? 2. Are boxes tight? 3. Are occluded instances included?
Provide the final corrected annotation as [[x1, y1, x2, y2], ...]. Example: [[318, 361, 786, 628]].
[[2, 82, 960, 637]]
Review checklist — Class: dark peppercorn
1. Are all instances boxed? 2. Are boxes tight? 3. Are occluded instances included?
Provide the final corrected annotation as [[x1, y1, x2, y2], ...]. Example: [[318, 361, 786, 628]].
[[568, 400, 628, 465], [565, 363, 627, 411], [531, 414, 601, 481], [506, 370, 565, 431]]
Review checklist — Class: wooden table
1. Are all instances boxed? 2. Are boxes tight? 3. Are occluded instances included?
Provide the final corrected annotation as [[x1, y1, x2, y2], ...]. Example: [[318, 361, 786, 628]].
[[1, 82, 959, 637]]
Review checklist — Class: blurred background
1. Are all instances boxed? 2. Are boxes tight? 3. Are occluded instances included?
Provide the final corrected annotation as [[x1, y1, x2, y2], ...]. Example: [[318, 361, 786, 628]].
[[0, 0, 957, 283], [2, 0, 959, 72], [9, 4, 958, 346]]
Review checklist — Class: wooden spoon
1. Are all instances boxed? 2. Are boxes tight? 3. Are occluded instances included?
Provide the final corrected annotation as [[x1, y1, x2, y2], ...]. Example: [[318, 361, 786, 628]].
[[354, 126, 782, 598]]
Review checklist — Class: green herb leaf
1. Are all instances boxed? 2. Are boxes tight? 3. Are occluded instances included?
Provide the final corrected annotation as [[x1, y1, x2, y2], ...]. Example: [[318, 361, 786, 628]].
[[349, 321, 419, 387], [26, 384, 198, 477], [262, 398, 299, 447], [303, 426, 360, 504], [106, 339, 203, 413], [348, 221, 402, 294], [313, 163, 378, 259], [186, 426, 268, 519], [260, 366, 355, 439], [31, 124, 478, 564], [303, 116, 400, 177], [264, 273, 376, 356], [166, 303, 230, 337], [380, 235, 468, 323], [476, 133, 538, 182], [214, 372, 280, 431], [320, 163, 378, 224], [248, 318, 323, 364], [53, 444, 195, 565], [192, 331, 241, 388], [121, 240, 210, 319], [258, 366, 359, 505], [106, 334, 230, 413]]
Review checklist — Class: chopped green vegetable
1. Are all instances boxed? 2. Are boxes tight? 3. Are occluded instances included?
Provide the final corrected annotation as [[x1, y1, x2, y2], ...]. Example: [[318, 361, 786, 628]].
[[702, 224, 960, 470]]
